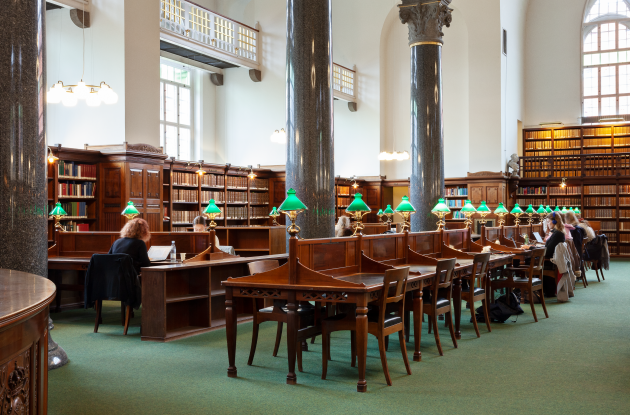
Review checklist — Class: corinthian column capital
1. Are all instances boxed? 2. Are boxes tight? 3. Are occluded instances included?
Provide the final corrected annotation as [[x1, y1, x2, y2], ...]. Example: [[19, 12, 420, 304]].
[[398, 0, 453, 46]]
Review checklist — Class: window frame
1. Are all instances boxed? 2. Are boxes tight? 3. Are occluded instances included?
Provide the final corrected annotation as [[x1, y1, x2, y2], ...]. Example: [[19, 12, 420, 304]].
[[581, 0, 630, 117], [159, 59, 195, 161]]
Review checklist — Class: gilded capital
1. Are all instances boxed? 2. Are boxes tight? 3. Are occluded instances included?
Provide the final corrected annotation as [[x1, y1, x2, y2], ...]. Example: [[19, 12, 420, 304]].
[[398, 0, 453, 46]]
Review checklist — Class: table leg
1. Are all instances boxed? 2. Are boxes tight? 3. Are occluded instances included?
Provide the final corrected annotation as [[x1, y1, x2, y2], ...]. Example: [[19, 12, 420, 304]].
[[413, 284, 423, 362], [226, 287, 238, 378], [356, 297, 369, 393], [453, 276, 462, 340], [286, 291, 298, 385]]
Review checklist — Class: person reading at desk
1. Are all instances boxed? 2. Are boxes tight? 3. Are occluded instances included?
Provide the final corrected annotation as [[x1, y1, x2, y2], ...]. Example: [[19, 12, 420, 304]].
[[193, 216, 221, 248], [109, 218, 151, 275]]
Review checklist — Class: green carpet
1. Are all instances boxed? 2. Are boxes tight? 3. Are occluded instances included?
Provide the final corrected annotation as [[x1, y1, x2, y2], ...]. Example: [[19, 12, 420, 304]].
[[49, 260, 630, 414]]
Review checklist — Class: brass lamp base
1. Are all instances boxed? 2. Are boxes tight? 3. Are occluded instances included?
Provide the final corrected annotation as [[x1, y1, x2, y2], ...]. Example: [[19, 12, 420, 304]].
[[350, 212, 369, 236], [53, 218, 66, 232], [432, 212, 446, 231], [270, 214, 280, 226], [463, 212, 474, 229], [497, 214, 506, 227], [123, 213, 139, 220]]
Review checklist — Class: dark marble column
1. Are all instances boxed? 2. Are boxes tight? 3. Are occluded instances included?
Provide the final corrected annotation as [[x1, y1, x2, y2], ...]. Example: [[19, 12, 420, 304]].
[[399, 0, 453, 231], [285, 0, 335, 239]]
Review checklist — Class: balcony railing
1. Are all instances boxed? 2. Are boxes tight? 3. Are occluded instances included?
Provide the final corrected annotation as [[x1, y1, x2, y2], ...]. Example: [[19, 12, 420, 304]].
[[520, 153, 630, 178], [160, 0, 259, 69]]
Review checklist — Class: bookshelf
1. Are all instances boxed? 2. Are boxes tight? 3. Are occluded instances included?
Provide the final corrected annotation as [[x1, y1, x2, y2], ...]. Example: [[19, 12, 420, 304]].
[[521, 123, 630, 256]]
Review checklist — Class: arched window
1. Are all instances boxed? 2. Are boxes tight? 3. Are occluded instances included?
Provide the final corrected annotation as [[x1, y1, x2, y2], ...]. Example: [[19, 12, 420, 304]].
[[582, 0, 630, 118]]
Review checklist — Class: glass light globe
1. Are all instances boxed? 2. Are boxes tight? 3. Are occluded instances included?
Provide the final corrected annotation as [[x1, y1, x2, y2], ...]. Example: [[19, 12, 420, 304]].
[[98, 84, 118, 104], [277, 128, 287, 143], [47, 82, 63, 103], [75, 80, 90, 99], [86, 90, 101, 107], [62, 90, 78, 107], [270, 130, 279, 143]]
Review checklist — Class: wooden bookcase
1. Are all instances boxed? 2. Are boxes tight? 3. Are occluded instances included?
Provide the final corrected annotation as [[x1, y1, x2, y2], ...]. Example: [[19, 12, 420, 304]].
[[444, 179, 469, 222], [520, 123, 630, 256]]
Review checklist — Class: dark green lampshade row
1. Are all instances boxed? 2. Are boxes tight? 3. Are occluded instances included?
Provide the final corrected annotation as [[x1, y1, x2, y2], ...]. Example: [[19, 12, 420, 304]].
[[537, 205, 546, 214], [561, 207, 568, 213], [476, 201, 491, 213], [575, 207, 581, 215], [377, 209, 383, 215], [346, 193, 371, 213], [49, 202, 67, 216], [461, 200, 477, 213], [569, 207, 575, 212], [383, 205, 394, 215], [431, 198, 450, 213], [395, 196, 416, 213], [494, 202, 509, 214], [279, 188, 307, 212], [511, 204, 524, 214], [204, 199, 222, 214], [525, 204, 535, 214], [554, 206, 561, 212], [121, 201, 140, 216], [545, 205, 553, 214]]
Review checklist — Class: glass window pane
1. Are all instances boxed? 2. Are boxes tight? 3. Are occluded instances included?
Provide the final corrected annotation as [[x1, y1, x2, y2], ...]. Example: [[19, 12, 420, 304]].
[[620, 23, 630, 48], [620, 65, 630, 93], [584, 68, 599, 96], [164, 83, 177, 123], [584, 98, 599, 116], [584, 27, 599, 52], [602, 96, 616, 115], [165, 125, 178, 158], [179, 128, 191, 161], [602, 23, 616, 50], [620, 50, 629, 63], [601, 66, 616, 95], [160, 82, 164, 121], [587, 0, 630, 22], [179, 87, 191, 126], [160, 123, 164, 148], [620, 96, 630, 114]]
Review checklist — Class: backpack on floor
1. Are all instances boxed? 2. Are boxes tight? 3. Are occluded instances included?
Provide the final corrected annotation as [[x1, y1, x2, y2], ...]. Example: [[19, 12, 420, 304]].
[[474, 293, 524, 323]]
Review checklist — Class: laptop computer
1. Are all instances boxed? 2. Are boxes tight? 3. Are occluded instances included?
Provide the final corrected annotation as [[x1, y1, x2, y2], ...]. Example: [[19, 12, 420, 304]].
[[147, 246, 173, 262]]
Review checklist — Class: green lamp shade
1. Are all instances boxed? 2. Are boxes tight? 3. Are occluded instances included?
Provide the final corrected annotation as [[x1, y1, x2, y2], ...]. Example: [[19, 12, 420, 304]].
[[561, 207, 568, 213], [346, 193, 371, 213], [494, 202, 509, 214], [377, 209, 384, 215], [536, 205, 546, 214], [121, 201, 140, 216], [477, 201, 491, 213], [545, 205, 553, 213], [431, 198, 450, 213], [204, 199, 222, 215], [525, 204, 535, 214], [554, 206, 560, 212], [279, 188, 307, 212], [269, 206, 278, 216], [383, 205, 394, 215], [510, 204, 524, 214], [461, 200, 477, 213], [49, 202, 67, 216], [575, 207, 581, 215], [569, 207, 575, 212], [396, 196, 417, 213]]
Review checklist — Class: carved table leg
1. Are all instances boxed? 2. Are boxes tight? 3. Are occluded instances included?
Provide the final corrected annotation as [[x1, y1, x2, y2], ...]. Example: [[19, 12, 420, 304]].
[[286, 291, 298, 385], [453, 276, 462, 340], [226, 287, 238, 378], [413, 283, 423, 362], [356, 296, 369, 392]]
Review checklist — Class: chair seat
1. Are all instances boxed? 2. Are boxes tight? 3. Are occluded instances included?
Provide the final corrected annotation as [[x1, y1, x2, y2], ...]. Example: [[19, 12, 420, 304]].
[[259, 305, 314, 315], [367, 309, 402, 328], [461, 287, 485, 295], [514, 277, 542, 285], [424, 297, 450, 309]]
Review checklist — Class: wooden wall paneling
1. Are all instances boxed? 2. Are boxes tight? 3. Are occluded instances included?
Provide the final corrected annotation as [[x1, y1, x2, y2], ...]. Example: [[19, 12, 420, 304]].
[[99, 162, 125, 231], [470, 186, 484, 205]]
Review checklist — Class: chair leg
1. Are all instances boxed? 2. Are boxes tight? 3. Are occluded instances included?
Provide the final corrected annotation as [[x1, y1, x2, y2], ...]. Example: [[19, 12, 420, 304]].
[[428, 317, 432, 334], [446, 311, 458, 349], [248, 320, 260, 366], [94, 300, 102, 333], [377, 334, 392, 386], [581, 272, 588, 288], [123, 305, 131, 335], [121, 303, 126, 326], [321, 326, 328, 380], [470, 300, 480, 338], [404, 310, 411, 343], [398, 330, 412, 376], [351, 330, 356, 367], [539, 289, 549, 319], [385, 335, 389, 351], [431, 314, 443, 356], [529, 289, 538, 322], [272, 322, 283, 357], [600, 268, 605, 280], [481, 299, 492, 332], [595, 268, 601, 282], [297, 340, 303, 373]]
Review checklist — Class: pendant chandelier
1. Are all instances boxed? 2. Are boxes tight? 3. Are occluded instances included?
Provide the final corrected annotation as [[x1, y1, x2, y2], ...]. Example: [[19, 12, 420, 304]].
[[378, 151, 410, 161], [47, 5, 117, 107]]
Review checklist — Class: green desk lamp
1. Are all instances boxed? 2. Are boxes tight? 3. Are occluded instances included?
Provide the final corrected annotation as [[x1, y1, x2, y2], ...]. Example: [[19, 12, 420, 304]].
[[460, 200, 477, 229], [525, 204, 536, 225], [269, 206, 280, 226], [431, 198, 450, 231], [494, 203, 509, 226], [203, 199, 223, 230], [395, 196, 416, 232], [536, 205, 546, 224], [511, 204, 524, 225], [49, 202, 68, 232], [346, 193, 371, 236], [278, 188, 308, 237], [383, 204, 394, 225], [477, 201, 491, 225], [121, 201, 140, 220]]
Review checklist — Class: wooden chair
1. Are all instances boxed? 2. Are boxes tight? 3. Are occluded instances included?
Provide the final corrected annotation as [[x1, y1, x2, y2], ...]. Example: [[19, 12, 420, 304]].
[[321, 267, 412, 386], [460, 253, 491, 337], [424, 258, 458, 356], [246, 260, 316, 372], [492, 248, 549, 322], [94, 301, 132, 335]]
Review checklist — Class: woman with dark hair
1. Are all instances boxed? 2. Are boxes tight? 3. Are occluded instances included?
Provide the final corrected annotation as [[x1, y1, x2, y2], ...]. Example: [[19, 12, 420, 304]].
[[109, 218, 152, 274], [542, 211, 566, 296]]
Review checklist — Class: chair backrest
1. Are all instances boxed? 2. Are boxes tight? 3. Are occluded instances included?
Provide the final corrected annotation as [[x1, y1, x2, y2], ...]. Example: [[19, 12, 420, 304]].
[[376, 267, 410, 322], [432, 258, 457, 301], [84, 253, 140, 308], [248, 259, 280, 275], [471, 252, 491, 289], [527, 248, 546, 278]]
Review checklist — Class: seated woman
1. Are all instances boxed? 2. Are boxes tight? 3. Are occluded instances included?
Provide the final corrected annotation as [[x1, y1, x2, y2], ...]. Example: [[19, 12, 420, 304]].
[[577, 217, 596, 244], [335, 216, 352, 237], [192, 215, 221, 249], [109, 218, 151, 275], [542, 211, 566, 296], [562, 213, 574, 241]]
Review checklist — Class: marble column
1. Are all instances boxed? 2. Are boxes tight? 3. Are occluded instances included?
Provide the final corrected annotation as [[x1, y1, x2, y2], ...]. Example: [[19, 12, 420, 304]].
[[399, 0, 453, 231], [0, 1, 67, 369], [285, 0, 335, 239]]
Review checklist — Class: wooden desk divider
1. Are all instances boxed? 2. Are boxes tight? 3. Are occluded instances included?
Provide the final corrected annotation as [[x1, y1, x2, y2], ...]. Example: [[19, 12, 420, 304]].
[[184, 229, 239, 262]]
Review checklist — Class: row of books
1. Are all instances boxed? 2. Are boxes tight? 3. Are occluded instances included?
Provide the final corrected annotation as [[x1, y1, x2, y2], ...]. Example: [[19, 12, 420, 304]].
[[585, 185, 616, 194], [250, 207, 270, 218], [620, 246, 630, 255], [226, 176, 248, 189], [553, 140, 581, 149], [171, 227, 188, 233], [584, 148, 611, 154], [201, 191, 225, 203], [57, 161, 96, 179], [621, 210, 630, 218], [525, 151, 552, 156], [620, 222, 630, 230], [551, 171, 580, 177], [338, 186, 351, 196], [250, 192, 269, 204], [601, 221, 617, 231], [451, 211, 466, 219], [584, 197, 615, 206], [615, 126, 630, 135], [173, 189, 197, 203], [583, 127, 612, 137], [555, 129, 580, 138], [614, 137, 630, 146], [518, 186, 547, 195], [550, 186, 581, 195], [172, 210, 219, 223], [554, 150, 581, 155], [550, 198, 581, 206], [250, 178, 269, 189], [525, 141, 552, 150], [59, 221, 90, 232], [173, 172, 199, 186], [49, 202, 88, 218], [445, 199, 464, 208], [583, 209, 616, 218], [201, 174, 224, 187], [227, 191, 247, 203], [620, 234, 630, 243], [622, 185, 630, 194], [613, 148, 630, 153], [583, 138, 611, 147], [608, 234, 618, 243], [336, 197, 349, 207], [525, 131, 551, 140], [444, 187, 467, 196], [226, 206, 247, 219], [58, 182, 96, 197], [516, 198, 546, 206]]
